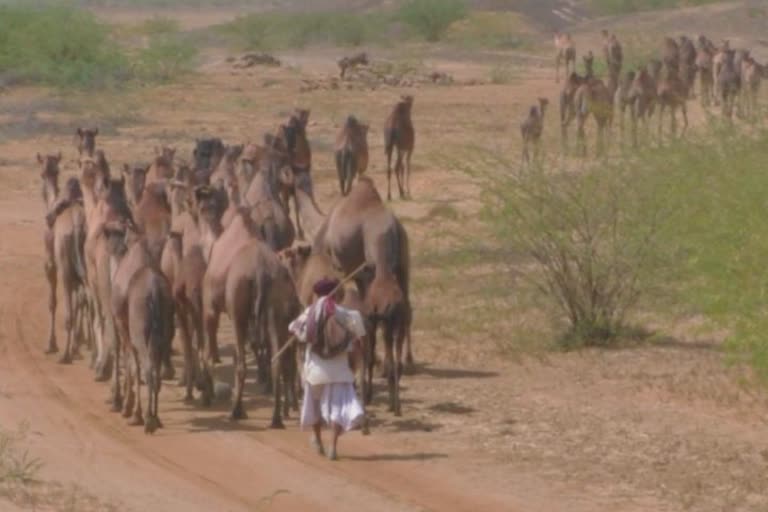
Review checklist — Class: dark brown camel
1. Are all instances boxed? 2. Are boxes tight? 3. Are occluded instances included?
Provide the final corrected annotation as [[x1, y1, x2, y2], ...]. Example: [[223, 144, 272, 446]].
[[554, 31, 576, 83], [696, 36, 716, 107], [657, 63, 689, 139], [560, 71, 586, 151], [75, 127, 98, 157], [575, 76, 613, 157], [313, 177, 412, 415], [717, 49, 740, 119], [335, 115, 369, 195], [384, 95, 415, 201]]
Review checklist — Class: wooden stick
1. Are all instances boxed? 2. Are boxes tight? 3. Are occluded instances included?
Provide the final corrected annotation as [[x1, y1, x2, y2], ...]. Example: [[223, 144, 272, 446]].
[[271, 260, 369, 364]]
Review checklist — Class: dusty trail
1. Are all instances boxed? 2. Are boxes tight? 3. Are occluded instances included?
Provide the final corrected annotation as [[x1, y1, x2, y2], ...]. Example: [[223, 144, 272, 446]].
[[0, 192, 513, 511]]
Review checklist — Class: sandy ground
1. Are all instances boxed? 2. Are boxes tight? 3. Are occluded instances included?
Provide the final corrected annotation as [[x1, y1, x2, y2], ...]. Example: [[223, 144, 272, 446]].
[[2, 2, 768, 511]]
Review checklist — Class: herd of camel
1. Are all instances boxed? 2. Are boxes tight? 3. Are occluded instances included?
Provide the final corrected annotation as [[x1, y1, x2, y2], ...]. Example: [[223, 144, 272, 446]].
[[39, 96, 415, 433], [520, 29, 765, 161]]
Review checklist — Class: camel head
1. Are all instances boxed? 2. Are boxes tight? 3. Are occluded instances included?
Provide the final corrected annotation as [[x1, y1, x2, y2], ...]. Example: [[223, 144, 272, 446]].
[[224, 144, 244, 165], [154, 145, 176, 162], [277, 243, 313, 284], [400, 95, 414, 109], [122, 162, 149, 207], [37, 152, 62, 180], [75, 127, 98, 157], [192, 184, 227, 226], [293, 108, 311, 129], [102, 221, 129, 258], [193, 138, 226, 177]]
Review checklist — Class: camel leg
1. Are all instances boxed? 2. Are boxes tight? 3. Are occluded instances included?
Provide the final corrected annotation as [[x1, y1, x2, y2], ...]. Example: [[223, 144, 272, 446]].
[[129, 350, 144, 427], [365, 319, 377, 405], [657, 104, 664, 143], [122, 352, 135, 417], [112, 322, 126, 413], [670, 106, 677, 138], [193, 302, 213, 406], [576, 115, 587, 157], [405, 150, 413, 199], [555, 53, 561, 83], [269, 311, 285, 430], [145, 356, 162, 434], [58, 285, 74, 365], [230, 316, 248, 421], [176, 302, 195, 403], [521, 140, 529, 166], [681, 102, 689, 136], [386, 147, 393, 201], [44, 260, 58, 354], [394, 150, 405, 200], [393, 324, 405, 417]]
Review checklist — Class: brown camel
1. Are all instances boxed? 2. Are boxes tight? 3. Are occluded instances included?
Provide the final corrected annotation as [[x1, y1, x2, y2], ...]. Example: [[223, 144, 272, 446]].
[[602, 32, 623, 94], [657, 63, 689, 139], [678, 35, 697, 96], [192, 138, 226, 183], [242, 148, 296, 251], [146, 147, 176, 185], [712, 39, 731, 104], [554, 31, 576, 83], [80, 154, 127, 383], [335, 115, 369, 195], [39, 153, 87, 363], [662, 36, 680, 73], [208, 144, 244, 188], [103, 224, 174, 434], [224, 239, 302, 424], [575, 76, 613, 157], [313, 177, 412, 414], [560, 71, 586, 151], [717, 49, 741, 119], [740, 56, 762, 119], [173, 185, 228, 404], [696, 36, 716, 107], [627, 68, 657, 147], [384, 95, 415, 201], [614, 70, 636, 144], [75, 127, 98, 157], [276, 110, 313, 239], [520, 98, 549, 165]]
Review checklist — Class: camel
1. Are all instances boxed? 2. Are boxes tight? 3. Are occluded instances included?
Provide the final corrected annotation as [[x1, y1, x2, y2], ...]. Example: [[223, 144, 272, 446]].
[[338, 52, 369, 79], [242, 148, 296, 251], [146, 147, 176, 185], [173, 185, 228, 404], [554, 31, 576, 83], [613, 70, 636, 144], [335, 115, 369, 195], [678, 36, 697, 96], [662, 37, 680, 73], [276, 111, 312, 239], [208, 144, 244, 188], [717, 49, 741, 119], [520, 98, 549, 165], [103, 224, 174, 434], [712, 40, 731, 104], [627, 68, 657, 147], [192, 138, 226, 183], [559, 71, 586, 151], [38, 153, 87, 363], [384, 95, 415, 201], [575, 76, 613, 157], [696, 36, 716, 107], [80, 154, 136, 385], [224, 239, 302, 424], [583, 51, 596, 81], [603, 32, 623, 94], [122, 163, 149, 209], [75, 127, 98, 157], [740, 56, 762, 119], [657, 63, 689, 139], [313, 177, 412, 415]]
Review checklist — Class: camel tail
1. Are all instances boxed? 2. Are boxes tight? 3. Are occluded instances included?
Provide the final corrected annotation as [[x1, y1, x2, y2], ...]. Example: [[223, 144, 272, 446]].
[[145, 275, 173, 378], [341, 146, 356, 194]]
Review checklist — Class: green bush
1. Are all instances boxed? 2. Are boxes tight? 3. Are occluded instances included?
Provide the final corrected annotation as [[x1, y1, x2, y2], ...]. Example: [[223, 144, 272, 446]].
[[220, 11, 386, 50], [478, 154, 664, 347], [0, 5, 129, 88], [0, 5, 196, 88], [590, 0, 720, 15], [398, 0, 468, 42]]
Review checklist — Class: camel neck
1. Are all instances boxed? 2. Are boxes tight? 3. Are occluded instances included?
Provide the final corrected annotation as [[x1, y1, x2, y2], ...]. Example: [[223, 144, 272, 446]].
[[42, 178, 59, 211], [295, 189, 324, 240], [199, 218, 222, 264]]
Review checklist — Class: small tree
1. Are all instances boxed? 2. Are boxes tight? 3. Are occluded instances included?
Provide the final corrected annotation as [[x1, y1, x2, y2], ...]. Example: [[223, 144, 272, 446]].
[[399, 0, 468, 42], [479, 156, 666, 346]]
